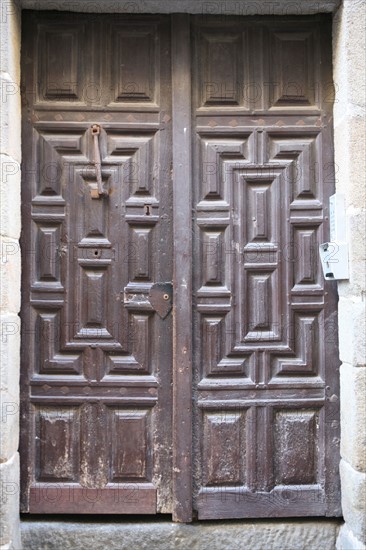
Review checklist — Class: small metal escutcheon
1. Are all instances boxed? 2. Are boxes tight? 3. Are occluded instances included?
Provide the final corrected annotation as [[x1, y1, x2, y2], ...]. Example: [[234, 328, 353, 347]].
[[148, 282, 173, 319]]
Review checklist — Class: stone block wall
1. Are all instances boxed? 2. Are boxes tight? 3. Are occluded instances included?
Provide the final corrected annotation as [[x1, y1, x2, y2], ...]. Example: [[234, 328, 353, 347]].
[[333, 1, 366, 549], [0, 1, 22, 549]]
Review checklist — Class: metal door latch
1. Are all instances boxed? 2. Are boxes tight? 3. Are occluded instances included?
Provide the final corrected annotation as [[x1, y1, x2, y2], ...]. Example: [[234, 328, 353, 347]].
[[91, 124, 108, 198], [123, 282, 173, 319], [148, 282, 173, 319]]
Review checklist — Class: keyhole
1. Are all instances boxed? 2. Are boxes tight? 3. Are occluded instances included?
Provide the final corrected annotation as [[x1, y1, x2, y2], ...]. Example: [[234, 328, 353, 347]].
[[144, 204, 151, 216], [94, 250, 99, 257]]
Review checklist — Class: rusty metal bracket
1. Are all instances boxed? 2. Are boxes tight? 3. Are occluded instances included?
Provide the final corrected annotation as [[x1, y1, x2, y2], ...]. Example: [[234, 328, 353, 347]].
[[91, 124, 108, 198]]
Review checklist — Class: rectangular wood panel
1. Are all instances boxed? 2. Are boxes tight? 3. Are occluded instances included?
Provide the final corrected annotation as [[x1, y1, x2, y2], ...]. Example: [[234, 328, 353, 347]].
[[274, 409, 319, 485], [106, 22, 159, 105], [202, 410, 246, 486], [37, 407, 79, 481], [269, 31, 316, 108], [111, 409, 151, 481]]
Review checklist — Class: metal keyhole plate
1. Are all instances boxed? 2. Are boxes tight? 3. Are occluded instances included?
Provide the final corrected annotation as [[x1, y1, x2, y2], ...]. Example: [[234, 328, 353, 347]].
[[148, 282, 173, 319]]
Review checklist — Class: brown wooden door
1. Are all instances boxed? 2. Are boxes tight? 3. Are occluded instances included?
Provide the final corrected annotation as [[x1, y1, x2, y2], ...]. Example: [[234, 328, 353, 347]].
[[191, 15, 341, 519], [21, 12, 173, 514], [21, 12, 341, 519]]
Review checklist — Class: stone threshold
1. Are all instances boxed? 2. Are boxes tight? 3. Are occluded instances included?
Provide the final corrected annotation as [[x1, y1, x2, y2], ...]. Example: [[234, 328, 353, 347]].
[[20, 517, 342, 550]]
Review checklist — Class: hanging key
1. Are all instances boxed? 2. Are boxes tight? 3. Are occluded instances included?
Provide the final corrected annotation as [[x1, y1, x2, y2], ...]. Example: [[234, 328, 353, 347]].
[[91, 124, 108, 198]]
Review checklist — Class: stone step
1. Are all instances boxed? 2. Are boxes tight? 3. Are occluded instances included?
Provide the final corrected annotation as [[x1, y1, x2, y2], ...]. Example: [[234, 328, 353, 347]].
[[20, 518, 341, 550]]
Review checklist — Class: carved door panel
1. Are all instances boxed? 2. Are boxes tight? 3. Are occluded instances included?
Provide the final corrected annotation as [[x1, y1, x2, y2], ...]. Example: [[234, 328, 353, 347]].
[[21, 13, 173, 514], [21, 12, 341, 520], [191, 16, 341, 519]]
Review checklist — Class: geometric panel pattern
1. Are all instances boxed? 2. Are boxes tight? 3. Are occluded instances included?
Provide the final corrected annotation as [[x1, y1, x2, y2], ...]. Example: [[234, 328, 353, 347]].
[[197, 137, 324, 385], [192, 17, 340, 519], [21, 13, 173, 515], [195, 129, 330, 515], [21, 12, 340, 521]]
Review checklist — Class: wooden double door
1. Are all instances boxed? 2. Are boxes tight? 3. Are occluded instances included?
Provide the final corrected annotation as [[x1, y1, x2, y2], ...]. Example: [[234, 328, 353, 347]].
[[21, 12, 341, 521]]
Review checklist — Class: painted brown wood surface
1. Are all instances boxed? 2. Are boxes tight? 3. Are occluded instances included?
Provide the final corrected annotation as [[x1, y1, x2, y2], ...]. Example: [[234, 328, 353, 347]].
[[21, 12, 340, 519]]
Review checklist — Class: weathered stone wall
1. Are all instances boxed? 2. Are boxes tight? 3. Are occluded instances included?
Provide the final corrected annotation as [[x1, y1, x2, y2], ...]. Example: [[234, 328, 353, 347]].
[[0, 1, 22, 549], [333, 1, 366, 549]]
